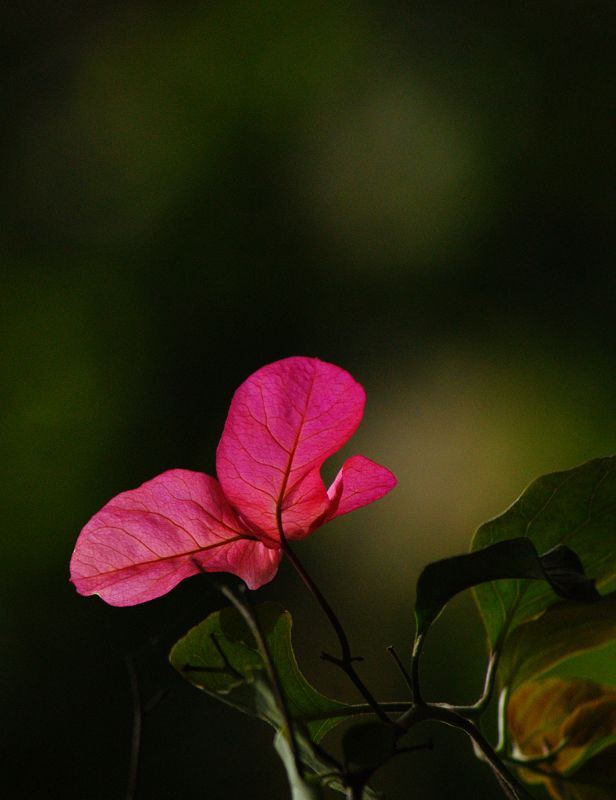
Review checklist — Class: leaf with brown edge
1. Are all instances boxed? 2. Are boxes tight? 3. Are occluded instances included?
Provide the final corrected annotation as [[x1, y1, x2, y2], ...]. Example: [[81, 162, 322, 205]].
[[499, 592, 616, 691], [507, 677, 616, 800]]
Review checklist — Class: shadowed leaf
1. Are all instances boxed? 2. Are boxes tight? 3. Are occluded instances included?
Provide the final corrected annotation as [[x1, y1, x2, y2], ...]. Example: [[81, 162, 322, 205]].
[[415, 537, 598, 636], [472, 456, 616, 649], [169, 602, 349, 742], [343, 721, 397, 782]]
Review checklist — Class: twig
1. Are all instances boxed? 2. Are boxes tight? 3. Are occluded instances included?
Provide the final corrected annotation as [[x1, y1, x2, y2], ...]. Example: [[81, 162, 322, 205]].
[[217, 580, 305, 779], [396, 703, 534, 800], [386, 645, 414, 694], [395, 740, 433, 756], [190, 557, 305, 775], [456, 649, 500, 718], [282, 539, 390, 724], [277, 520, 391, 726], [124, 655, 142, 800], [300, 701, 411, 722]]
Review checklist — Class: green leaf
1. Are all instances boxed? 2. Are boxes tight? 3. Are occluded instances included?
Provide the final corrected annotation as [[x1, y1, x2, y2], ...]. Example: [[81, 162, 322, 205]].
[[343, 721, 397, 774], [472, 456, 616, 649], [499, 592, 616, 691], [414, 537, 598, 637], [274, 733, 326, 800], [169, 602, 349, 742]]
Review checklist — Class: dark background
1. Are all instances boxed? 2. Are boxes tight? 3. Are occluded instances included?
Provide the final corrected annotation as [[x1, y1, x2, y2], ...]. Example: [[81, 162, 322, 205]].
[[2, 2, 616, 798]]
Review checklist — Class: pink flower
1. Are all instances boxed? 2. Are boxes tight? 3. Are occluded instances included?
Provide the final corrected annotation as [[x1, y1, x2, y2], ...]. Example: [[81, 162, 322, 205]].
[[70, 357, 396, 606]]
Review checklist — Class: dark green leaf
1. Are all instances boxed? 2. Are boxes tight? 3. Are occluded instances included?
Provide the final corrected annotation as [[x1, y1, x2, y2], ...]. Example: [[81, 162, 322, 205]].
[[275, 729, 384, 800], [499, 592, 616, 690], [540, 545, 602, 603], [414, 537, 598, 636], [472, 456, 616, 649], [169, 602, 349, 742], [343, 721, 397, 774], [273, 730, 381, 800]]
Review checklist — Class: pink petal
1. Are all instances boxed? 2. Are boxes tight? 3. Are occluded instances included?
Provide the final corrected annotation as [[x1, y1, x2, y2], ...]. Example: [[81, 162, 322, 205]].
[[325, 455, 397, 521], [216, 357, 366, 541], [69, 469, 282, 606]]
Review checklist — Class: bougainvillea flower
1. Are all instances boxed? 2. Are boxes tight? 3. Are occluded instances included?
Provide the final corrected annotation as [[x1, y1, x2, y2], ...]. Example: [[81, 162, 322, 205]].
[[70, 357, 396, 606]]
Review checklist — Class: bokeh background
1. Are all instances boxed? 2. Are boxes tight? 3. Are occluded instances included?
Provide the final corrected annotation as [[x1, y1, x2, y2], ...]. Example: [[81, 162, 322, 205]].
[[3, 2, 616, 798]]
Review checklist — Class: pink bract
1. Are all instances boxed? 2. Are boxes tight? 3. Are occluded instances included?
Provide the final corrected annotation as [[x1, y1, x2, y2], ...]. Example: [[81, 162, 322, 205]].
[[70, 357, 396, 606]]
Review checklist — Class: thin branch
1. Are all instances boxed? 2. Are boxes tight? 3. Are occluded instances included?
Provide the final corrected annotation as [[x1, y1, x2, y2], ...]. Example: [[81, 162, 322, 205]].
[[278, 531, 391, 725], [300, 701, 411, 722], [278, 528, 352, 662], [124, 655, 142, 800], [209, 632, 245, 680], [423, 705, 534, 800], [386, 646, 414, 694], [394, 740, 433, 756], [217, 581, 304, 778], [189, 557, 304, 777], [182, 633, 244, 680], [463, 649, 500, 717], [143, 688, 168, 715]]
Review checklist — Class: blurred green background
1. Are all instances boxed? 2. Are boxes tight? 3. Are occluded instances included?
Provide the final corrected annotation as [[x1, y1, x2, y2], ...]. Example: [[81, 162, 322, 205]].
[[2, 1, 616, 797]]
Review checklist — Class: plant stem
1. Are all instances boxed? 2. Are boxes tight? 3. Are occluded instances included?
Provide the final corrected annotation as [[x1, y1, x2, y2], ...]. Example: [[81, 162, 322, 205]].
[[277, 528, 390, 725], [397, 703, 533, 800], [440, 710, 532, 800], [321, 697, 531, 799], [125, 655, 142, 800], [301, 701, 411, 722], [280, 536, 351, 660], [454, 648, 500, 719], [219, 582, 304, 777], [387, 645, 414, 694]]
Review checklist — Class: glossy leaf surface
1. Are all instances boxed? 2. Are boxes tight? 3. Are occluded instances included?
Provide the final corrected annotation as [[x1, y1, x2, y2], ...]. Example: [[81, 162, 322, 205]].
[[472, 456, 616, 648]]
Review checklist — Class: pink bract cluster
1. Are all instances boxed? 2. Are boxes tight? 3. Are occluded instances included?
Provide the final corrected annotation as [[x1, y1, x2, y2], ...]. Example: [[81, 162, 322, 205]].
[[70, 357, 396, 606]]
